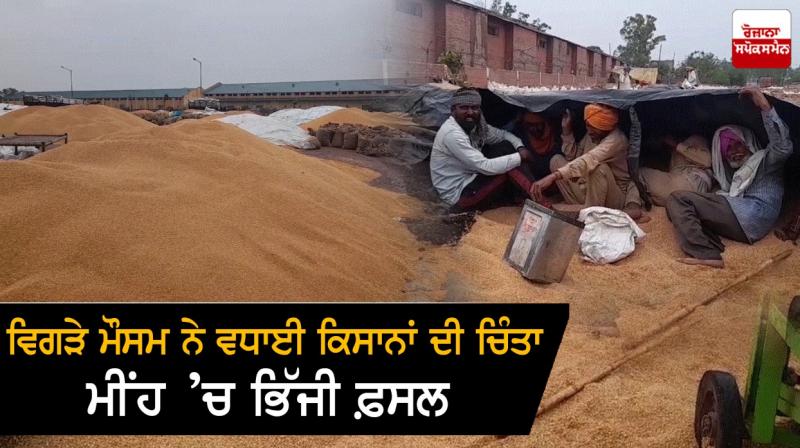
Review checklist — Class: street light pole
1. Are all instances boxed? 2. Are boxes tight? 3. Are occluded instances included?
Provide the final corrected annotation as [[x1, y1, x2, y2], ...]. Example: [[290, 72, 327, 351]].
[[60, 65, 73, 98], [192, 57, 203, 89]]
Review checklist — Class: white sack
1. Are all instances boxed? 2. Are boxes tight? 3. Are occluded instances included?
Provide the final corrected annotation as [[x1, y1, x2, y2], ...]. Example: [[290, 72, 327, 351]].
[[577, 206, 646, 264]]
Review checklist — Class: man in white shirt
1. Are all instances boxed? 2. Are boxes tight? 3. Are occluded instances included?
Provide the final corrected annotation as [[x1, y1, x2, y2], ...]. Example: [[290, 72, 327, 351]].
[[430, 88, 535, 211]]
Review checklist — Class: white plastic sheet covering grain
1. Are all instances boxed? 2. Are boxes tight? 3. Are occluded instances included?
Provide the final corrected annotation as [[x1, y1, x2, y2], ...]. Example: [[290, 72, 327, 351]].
[[268, 106, 343, 127], [577, 206, 646, 264], [1, 146, 38, 160], [0, 103, 26, 117], [216, 113, 320, 149]]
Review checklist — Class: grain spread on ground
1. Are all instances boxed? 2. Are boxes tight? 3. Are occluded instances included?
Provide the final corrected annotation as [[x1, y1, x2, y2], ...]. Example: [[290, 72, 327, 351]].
[[2, 104, 799, 448], [0, 106, 419, 300]]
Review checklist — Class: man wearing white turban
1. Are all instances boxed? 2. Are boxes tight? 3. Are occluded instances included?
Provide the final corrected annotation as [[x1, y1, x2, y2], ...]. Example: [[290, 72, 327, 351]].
[[666, 87, 793, 268]]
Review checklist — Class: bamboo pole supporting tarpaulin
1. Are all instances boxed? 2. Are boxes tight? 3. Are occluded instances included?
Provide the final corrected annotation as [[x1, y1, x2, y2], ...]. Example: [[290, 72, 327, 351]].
[[536, 247, 793, 417]]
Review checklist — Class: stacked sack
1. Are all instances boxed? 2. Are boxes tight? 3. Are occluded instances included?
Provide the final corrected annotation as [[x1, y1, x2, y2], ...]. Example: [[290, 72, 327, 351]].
[[314, 123, 413, 157]]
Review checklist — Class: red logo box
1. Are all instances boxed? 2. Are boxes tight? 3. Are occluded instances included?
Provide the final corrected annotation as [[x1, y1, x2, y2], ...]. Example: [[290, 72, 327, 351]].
[[732, 10, 791, 69]]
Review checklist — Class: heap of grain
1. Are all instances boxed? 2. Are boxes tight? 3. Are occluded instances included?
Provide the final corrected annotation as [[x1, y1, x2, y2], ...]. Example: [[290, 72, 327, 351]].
[[302, 108, 413, 131], [0, 104, 154, 142], [0, 107, 419, 300]]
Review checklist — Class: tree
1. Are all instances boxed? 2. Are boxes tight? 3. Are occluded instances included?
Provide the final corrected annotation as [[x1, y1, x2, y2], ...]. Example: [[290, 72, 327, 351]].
[[683, 51, 723, 84], [529, 18, 550, 32], [1, 87, 19, 100], [616, 14, 666, 67], [489, 1, 550, 32], [501, 2, 517, 17]]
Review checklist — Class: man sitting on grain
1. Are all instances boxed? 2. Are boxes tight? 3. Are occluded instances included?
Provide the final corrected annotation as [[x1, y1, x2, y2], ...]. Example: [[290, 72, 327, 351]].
[[529, 103, 649, 222], [666, 86, 793, 268], [430, 88, 536, 211]]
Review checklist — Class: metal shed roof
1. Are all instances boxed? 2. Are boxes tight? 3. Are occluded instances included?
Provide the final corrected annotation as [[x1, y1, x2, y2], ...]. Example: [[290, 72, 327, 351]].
[[204, 79, 397, 95]]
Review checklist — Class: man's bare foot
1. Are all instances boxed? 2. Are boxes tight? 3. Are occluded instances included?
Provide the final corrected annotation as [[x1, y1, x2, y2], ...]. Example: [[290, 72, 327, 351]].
[[623, 205, 651, 223], [677, 257, 724, 268]]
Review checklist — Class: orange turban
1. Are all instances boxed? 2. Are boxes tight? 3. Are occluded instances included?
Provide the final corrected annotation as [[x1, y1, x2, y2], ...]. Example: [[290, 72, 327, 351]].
[[584, 103, 619, 131]]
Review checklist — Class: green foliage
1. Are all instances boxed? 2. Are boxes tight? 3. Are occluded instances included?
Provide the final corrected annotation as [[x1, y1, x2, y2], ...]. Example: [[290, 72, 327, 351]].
[[491, 1, 549, 32], [652, 61, 675, 83], [439, 50, 464, 77], [680, 50, 800, 86], [683, 51, 725, 85], [616, 14, 666, 67], [1, 87, 19, 100], [529, 18, 550, 32], [501, 2, 516, 17]]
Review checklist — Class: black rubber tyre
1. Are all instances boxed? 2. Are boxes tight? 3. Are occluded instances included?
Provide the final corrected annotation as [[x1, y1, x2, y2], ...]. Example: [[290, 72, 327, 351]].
[[694, 370, 745, 448], [788, 295, 800, 326]]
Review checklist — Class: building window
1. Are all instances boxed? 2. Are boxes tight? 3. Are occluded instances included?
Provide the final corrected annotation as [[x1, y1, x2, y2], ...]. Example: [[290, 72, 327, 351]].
[[538, 39, 547, 49], [488, 24, 499, 36], [395, 0, 422, 17]]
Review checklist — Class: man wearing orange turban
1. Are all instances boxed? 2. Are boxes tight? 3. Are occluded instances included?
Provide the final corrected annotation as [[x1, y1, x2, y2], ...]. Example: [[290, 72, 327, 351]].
[[529, 102, 648, 222]]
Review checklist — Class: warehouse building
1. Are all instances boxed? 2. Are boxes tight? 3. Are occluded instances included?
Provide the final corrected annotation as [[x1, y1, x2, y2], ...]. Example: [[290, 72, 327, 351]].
[[202, 79, 406, 110], [10, 88, 204, 110], [390, 0, 620, 87]]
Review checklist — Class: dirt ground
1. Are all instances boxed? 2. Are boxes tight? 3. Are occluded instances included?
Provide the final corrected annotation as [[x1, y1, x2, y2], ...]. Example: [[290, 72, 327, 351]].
[[6, 205, 797, 448], [2, 107, 799, 447]]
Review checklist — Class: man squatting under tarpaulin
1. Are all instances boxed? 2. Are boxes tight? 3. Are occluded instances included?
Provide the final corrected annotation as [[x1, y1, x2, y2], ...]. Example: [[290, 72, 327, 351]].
[[638, 134, 714, 207], [530, 102, 649, 222], [666, 86, 794, 268], [430, 88, 537, 211]]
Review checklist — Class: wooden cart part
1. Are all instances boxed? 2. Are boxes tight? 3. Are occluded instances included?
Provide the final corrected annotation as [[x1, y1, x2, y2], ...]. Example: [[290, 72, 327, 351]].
[[0, 133, 68, 155]]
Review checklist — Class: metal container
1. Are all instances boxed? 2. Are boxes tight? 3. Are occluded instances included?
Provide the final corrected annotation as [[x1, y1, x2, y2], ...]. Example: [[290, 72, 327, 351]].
[[504, 200, 584, 283]]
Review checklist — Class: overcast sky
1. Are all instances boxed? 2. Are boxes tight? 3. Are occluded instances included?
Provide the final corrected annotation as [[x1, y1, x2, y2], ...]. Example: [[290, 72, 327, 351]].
[[1, 1, 797, 91], [1, 0, 395, 91], [467, 0, 798, 67]]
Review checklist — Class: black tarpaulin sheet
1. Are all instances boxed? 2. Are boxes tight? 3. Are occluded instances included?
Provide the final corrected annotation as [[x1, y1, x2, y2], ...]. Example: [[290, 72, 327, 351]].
[[478, 87, 800, 208], [479, 87, 800, 152]]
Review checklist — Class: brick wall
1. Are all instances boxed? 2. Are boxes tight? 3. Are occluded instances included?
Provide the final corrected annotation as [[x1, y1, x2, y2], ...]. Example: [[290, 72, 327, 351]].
[[512, 26, 541, 72], [396, 0, 618, 89], [485, 16, 507, 69], [391, 0, 439, 64], [550, 38, 563, 74], [596, 53, 604, 78], [575, 47, 589, 76], [538, 35, 550, 72], [444, 2, 486, 67]]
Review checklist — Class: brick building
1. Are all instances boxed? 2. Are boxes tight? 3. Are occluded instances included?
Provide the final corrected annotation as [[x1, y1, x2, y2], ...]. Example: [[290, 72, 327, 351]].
[[389, 0, 619, 88]]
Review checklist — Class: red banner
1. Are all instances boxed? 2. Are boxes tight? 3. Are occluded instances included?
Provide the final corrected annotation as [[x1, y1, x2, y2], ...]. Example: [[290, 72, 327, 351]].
[[732, 38, 791, 68]]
